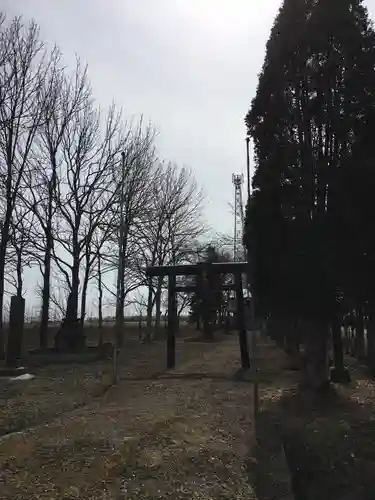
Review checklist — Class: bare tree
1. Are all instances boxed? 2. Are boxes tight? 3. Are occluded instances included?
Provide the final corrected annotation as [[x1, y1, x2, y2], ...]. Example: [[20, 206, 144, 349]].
[[54, 118, 157, 349], [0, 17, 52, 356], [6, 204, 36, 297], [50, 99, 125, 349], [131, 290, 148, 339], [177, 290, 191, 318], [111, 120, 156, 347], [21, 59, 89, 348], [96, 249, 104, 345], [0, 15, 210, 357], [42, 273, 69, 322], [135, 162, 206, 340]]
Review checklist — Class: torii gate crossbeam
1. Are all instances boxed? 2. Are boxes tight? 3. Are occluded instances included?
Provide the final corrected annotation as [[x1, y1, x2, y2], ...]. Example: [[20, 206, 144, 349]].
[[146, 261, 250, 370]]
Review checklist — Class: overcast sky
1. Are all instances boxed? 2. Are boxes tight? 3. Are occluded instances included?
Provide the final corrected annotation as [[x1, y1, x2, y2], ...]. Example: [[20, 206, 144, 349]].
[[2, 0, 286, 238], [2, 1, 375, 316], [4, 0, 375, 234]]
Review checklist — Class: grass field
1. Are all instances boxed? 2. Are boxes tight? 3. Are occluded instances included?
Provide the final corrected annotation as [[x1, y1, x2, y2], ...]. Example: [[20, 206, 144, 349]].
[[18, 319, 190, 353], [6, 330, 373, 499], [0, 332, 257, 499]]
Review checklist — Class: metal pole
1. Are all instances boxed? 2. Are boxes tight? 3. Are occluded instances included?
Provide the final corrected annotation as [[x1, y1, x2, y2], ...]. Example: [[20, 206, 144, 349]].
[[233, 177, 238, 261], [245, 136, 251, 201], [116, 151, 126, 309], [245, 135, 259, 426]]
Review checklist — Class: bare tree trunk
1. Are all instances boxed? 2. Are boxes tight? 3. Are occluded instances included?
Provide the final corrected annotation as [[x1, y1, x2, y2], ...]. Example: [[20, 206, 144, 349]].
[[67, 264, 80, 323], [218, 305, 223, 329], [115, 222, 130, 348], [146, 279, 153, 341], [57, 243, 83, 352], [365, 309, 375, 372], [80, 254, 91, 328], [97, 254, 103, 346], [330, 313, 350, 383], [65, 238, 80, 324], [285, 318, 300, 369], [343, 315, 350, 354], [203, 313, 213, 340], [80, 277, 88, 328], [7, 203, 35, 320], [196, 317, 200, 330], [16, 248, 22, 297], [355, 307, 365, 360], [304, 320, 330, 391], [39, 239, 52, 350], [0, 216, 11, 358]]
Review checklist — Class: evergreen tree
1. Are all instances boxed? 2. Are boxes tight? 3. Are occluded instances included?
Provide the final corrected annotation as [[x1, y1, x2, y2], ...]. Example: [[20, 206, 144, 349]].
[[245, 0, 375, 387], [188, 245, 226, 335]]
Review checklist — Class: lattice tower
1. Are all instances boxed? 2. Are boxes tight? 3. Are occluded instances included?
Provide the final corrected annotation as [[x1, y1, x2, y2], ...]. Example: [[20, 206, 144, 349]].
[[232, 174, 245, 262]]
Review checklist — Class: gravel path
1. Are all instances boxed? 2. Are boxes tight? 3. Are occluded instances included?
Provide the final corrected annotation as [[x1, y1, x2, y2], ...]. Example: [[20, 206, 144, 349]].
[[0, 336, 257, 499]]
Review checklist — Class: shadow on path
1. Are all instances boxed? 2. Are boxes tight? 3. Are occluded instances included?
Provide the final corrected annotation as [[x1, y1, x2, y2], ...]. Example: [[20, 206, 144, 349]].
[[120, 370, 252, 382], [256, 336, 375, 500]]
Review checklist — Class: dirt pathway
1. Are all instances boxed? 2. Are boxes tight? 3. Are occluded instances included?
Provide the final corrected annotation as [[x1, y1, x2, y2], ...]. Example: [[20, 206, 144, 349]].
[[0, 337, 257, 500]]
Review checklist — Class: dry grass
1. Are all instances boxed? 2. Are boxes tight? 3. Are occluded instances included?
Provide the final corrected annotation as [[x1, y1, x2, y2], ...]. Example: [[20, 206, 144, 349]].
[[0, 333, 256, 499], [257, 336, 375, 500], [0, 337, 168, 437], [21, 322, 190, 352], [21, 324, 140, 352], [0, 327, 206, 437]]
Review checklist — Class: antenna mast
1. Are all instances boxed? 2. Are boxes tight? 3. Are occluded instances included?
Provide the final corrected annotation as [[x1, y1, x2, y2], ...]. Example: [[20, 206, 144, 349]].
[[232, 173, 245, 262]]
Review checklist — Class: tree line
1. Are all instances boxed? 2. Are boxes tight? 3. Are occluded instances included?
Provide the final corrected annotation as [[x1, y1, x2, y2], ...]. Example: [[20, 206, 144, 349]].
[[0, 14, 215, 355], [244, 0, 375, 388]]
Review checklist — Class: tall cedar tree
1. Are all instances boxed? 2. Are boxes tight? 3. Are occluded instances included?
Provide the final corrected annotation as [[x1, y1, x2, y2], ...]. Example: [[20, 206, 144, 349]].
[[245, 0, 375, 380]]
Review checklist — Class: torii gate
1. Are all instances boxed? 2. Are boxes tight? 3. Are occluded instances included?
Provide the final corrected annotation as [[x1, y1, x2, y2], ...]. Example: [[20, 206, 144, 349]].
[[146, 261, 251, 370]]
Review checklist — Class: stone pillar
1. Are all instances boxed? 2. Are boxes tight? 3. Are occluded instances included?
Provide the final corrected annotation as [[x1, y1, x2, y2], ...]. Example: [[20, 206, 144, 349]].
[[6, 295, 25, 368]]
